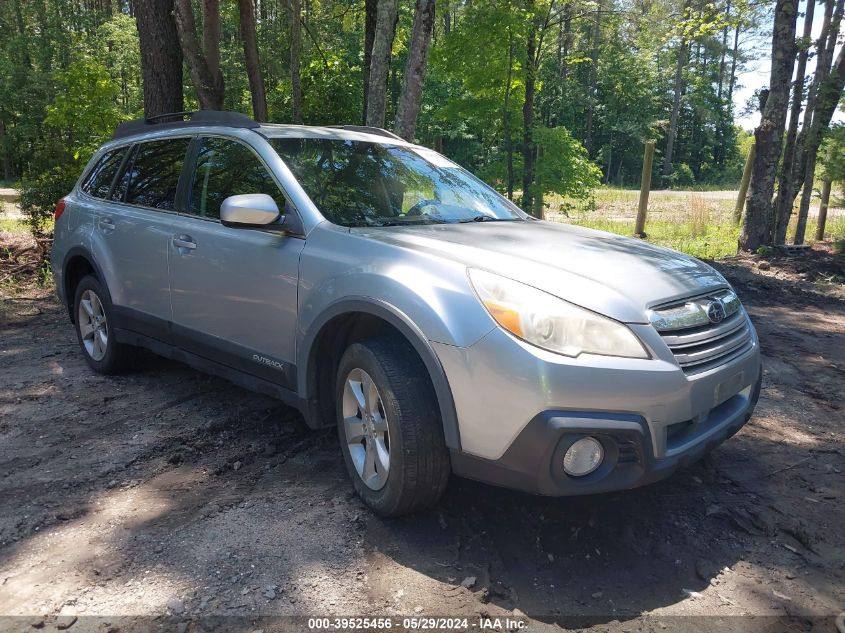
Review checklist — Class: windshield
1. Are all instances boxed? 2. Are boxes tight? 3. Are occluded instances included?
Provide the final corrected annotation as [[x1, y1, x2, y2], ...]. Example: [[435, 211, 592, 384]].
[[270, 138, 524, 227]]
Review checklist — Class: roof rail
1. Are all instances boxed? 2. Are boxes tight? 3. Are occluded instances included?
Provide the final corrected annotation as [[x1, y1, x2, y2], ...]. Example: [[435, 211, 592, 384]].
[[112, 110, 260, 140], [330, 125, 405, 141]]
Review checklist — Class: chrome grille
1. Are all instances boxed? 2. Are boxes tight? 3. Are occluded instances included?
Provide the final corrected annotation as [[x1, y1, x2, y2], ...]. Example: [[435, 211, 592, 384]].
[[650, 290, 753, 374]]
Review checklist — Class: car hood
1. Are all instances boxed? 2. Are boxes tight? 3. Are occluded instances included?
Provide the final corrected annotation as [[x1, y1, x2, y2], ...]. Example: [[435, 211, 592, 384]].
[[352, 220, 729, 323]]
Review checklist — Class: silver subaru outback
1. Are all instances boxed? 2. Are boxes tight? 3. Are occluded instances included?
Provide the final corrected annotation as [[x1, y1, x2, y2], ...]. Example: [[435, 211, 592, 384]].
[[52, 111, 762, 516]]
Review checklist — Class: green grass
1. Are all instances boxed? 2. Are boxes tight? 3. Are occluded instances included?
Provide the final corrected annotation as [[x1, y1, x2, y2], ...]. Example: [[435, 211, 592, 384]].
[[545, 187, 844, 260], [565, 215, 741, 260], [0, 217, 27, 234], [548, 189, 741, 259]]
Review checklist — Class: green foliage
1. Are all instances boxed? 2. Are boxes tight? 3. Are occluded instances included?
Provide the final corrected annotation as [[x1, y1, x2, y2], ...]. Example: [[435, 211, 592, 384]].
[[45, 57, 124, 163], [533, 127, 602, 198], [819, 124, 845, 183], [20, 164, 78, 258], [670, 163, 696, 188], [0, 0, 763, 250], [301, 56, 361, 125], [96, 14, 144, 113]]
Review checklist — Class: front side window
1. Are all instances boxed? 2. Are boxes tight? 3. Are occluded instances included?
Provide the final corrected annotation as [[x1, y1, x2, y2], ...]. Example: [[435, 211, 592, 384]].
[[270, 138, 523, 227], [124, 138, 191, 210], [81, 147, 128, 199], [188, 137, 285, 219]]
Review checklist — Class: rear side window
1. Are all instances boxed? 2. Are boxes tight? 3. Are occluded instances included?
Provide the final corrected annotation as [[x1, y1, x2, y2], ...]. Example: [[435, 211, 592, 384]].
[[124, 138, 191, 210], [110, 145, 137, 202], [188, 137, 284, 219], [81, 147, 128, 199]]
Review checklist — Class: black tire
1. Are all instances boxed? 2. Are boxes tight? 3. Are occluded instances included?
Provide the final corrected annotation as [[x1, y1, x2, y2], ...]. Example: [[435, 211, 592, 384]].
[[72, 274, 134, 374], [335, 337, 450, 517]]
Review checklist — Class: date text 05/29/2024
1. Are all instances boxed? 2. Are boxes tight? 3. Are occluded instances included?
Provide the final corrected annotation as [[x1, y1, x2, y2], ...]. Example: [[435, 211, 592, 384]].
[[307, 617, 528, 631]]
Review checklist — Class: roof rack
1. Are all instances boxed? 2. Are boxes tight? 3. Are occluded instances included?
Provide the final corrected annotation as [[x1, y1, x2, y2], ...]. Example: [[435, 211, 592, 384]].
[[328, 125, 404, 141], [112, 110, 260, 140]]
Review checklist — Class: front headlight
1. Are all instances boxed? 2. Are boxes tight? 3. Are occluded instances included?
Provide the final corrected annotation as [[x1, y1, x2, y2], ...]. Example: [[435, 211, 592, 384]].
[[468, 268, 649, 359]]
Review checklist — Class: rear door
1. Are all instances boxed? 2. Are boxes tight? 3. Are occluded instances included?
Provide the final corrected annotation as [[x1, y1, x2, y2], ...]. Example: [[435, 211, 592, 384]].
[[167, 135, 305, 390], [90, 137, 192, 340]]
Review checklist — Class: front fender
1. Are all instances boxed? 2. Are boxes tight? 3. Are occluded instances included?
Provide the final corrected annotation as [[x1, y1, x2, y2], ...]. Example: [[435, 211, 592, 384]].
[[297, 223, 495, 348], [296, 224, 498, 450], [298, 296, 463, 449]]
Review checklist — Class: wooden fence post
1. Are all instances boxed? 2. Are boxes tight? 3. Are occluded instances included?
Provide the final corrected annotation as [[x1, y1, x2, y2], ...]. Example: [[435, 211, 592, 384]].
[[734, 142, 755, 224], [634, 140, 655, 237], [815, 179, 832, 241]]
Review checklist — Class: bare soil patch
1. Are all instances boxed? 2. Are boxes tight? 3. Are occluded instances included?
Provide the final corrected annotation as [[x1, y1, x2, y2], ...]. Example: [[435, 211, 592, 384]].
[[0, 230, 44, 295], [0, 237, 843, 632]]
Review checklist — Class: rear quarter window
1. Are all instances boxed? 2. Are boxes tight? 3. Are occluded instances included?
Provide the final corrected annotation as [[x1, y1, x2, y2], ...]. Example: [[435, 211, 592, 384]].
[[81, 147, 128, 199]]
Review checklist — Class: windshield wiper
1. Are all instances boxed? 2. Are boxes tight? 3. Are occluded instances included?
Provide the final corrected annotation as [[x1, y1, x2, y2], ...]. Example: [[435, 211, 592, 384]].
[[458, 215, 515, 223], [369, 219, 447, 227]]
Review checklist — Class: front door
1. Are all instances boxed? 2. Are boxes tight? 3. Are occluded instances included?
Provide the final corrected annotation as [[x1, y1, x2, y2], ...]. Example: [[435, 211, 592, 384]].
[[167, 136, 305, 390]]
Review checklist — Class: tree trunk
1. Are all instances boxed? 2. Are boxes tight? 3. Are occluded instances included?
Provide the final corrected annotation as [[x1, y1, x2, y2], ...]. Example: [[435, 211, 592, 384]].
[[717, 0, 730, 102], [203, 0, 222, 89], [172, 0, 225, 110], [727, 22, 739, 106], [0, 119, 11, 181], [561, 3, 572, 82], [533, 144, 544, 218], [134, 0, 184, 117], [395, 0, 435, 140], [522, 5, 538, 214], [366, 0, 399, 128], [503, 30, 515, 200], [289, 0, 303, 123], [815, 179, 832, 240], [794, 45, 845, 243], [237, 0, 268, 122], [363, 0, 378, 124], [583, 0, 602, 155], [35, 0, 51, 72], [784, 0, 841, 209], [714, 0, 731, 167], [740, 0, 799, 251], [662, 38, 687, 180], [772, 0, 815, 243]]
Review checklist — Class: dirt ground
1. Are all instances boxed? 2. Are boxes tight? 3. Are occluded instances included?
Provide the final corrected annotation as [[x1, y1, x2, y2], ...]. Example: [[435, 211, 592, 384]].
[[1, 232, 843, 633]]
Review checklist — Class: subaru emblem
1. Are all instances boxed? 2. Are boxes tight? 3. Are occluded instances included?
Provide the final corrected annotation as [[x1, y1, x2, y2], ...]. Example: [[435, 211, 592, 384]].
[[706, 299, 726, 324]]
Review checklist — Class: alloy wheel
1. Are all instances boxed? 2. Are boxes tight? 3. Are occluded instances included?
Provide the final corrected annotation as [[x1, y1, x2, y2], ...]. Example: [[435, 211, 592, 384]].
[[342, 368, 391, 490], [78, 289, 108, 361]]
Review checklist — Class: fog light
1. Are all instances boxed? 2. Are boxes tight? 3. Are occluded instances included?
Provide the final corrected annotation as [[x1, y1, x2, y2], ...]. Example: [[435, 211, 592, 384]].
[[563, 437, 604, 477]]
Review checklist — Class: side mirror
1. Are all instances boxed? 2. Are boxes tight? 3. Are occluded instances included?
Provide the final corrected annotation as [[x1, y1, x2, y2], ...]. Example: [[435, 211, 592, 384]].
[[220, 193, 281, 228]]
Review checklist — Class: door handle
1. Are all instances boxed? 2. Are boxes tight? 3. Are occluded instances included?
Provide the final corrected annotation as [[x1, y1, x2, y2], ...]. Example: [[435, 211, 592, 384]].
[[172, 235, 197, 250], [98, 217, 115, 231]]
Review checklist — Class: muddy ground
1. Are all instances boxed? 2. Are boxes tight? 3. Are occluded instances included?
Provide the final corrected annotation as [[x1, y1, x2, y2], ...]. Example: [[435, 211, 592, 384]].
[[0, 235, 843, 633]]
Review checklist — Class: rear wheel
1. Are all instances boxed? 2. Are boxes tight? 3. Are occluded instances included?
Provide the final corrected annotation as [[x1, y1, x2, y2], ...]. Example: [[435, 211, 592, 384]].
[[73, 275, 133, 374], [336, 337, 450, 516]]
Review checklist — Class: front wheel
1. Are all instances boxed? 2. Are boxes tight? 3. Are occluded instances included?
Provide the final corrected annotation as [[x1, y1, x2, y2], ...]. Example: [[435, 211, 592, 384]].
[[336, 337, 450, 516]]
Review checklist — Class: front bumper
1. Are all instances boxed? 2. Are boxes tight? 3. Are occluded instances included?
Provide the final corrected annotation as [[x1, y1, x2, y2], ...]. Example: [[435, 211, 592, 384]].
[[434, 313, 762, 496], [450, 369, 761, 495]]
